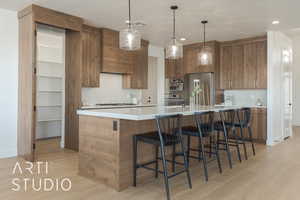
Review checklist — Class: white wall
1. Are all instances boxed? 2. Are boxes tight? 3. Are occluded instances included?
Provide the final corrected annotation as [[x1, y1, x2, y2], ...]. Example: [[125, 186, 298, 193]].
[[0, 9, 18, 158], [267, 31, 293, 145], [148, 45, 165, 105], [292, 36, 300, 126]]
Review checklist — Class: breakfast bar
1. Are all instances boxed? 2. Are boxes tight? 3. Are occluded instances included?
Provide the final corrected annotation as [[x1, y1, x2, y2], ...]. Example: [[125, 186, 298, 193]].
[[77, 105, 240, 191]]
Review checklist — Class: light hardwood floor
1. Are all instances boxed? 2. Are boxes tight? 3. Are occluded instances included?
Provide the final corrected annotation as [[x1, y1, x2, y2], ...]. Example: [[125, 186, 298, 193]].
[[1, 127, 300, 200]]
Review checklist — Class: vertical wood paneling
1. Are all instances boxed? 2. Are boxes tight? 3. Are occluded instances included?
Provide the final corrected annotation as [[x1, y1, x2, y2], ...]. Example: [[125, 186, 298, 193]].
[[65, 30, 82, 151], [18, 13, 36, 161]]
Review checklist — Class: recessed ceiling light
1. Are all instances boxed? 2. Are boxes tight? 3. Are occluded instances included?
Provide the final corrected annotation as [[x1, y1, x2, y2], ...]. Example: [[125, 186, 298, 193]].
[[180, 37, 186, 41], [272, 20, 280, 25]]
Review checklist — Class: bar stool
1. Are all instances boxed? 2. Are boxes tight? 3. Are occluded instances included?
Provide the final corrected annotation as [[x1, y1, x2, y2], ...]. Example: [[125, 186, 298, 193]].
[[235, 108, 256, 159], [182, 111, 222, 182], [133, 114, 192, 200], [214, 109, 241, 167]]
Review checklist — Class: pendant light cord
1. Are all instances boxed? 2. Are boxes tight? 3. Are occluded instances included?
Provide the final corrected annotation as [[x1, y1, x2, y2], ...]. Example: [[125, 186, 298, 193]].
[[128, 0, 132, 27], [203, 22, 206, 48], [173, 9, 176, 39]]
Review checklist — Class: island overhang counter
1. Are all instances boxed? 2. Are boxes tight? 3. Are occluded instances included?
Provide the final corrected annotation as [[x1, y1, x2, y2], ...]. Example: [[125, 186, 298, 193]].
[[77, 105, 240, 191]]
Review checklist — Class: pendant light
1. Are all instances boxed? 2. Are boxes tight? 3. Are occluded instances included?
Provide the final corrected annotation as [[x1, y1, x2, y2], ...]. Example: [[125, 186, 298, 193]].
[[198, 20, 213, 65], [119, 0, 141, 51], [165, 5, 183, 59]]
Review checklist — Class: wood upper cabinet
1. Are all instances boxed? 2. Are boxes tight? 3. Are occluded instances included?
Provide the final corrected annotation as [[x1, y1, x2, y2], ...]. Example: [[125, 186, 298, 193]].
[[101, 28, 133, 74], [231, 45, 244, 89], [219, 36, 267, 89], [183, 42, 218, 74], [165, 58, 184, 79], [220, 46, 232, 89], [243, 43, 257, 88], [123, 40, 149, 89], [81, 25, 101, 87], [256, 41, 267, 88]]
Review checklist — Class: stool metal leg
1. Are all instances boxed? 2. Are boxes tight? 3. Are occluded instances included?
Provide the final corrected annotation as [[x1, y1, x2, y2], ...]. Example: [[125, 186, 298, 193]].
[[172, 144, 176, 172], [155, 145, 159, 178], [133, 136, 138, 187], [240, 126, 248, 160], [233, 128, 242, 162], [159, 141, 171, 200], [215, 139, 223, 174], [248, 126, 256, 156], [220, 112, 233, 169], [187, 135, 191, 167], [199, 133, 209, 181], [178, 132, 192, 189]]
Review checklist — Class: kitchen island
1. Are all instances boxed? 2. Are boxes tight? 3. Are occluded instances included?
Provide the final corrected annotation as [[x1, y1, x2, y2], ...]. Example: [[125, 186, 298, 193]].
[[77, 105, 240, 191]]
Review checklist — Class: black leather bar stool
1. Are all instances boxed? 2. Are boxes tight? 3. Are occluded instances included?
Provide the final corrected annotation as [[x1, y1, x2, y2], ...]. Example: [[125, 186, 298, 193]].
[[182, 111, 222, 182], [133, 114, 192, 200], [235, 108, 256, 159]]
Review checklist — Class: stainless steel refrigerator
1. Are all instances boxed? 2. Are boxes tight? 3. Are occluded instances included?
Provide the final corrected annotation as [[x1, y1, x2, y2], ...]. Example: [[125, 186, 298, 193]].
[[184, 73, 215, 106]]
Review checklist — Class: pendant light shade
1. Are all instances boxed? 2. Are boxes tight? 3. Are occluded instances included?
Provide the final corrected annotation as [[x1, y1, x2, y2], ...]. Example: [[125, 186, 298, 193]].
[[119, 0, 141, 51], [198, 20, 213, 65], [165, 6, 183, 59]]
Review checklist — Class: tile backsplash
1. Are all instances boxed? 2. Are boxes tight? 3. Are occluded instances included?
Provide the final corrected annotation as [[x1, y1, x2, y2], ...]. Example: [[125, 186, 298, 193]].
[[81, 73, 142, 105], [224, 89, 267, 107]]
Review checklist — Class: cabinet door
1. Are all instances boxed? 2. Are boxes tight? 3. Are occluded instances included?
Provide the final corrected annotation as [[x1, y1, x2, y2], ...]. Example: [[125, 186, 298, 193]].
[[101, 29, 133, 74], [183, 47, 198, 74], [123, 41, 149, 89], [165, 59, 176, 79], [220, 46, 232, 89], [175, 58, 184, 79], [250, 108, 267, 143], [256, 41, 267, 88], [243, 43, 257, 88], [81, 25, 101, 87], [231, 45, 244, 89]]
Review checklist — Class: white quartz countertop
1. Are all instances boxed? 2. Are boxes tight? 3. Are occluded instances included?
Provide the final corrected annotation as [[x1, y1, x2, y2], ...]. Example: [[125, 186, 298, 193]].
[[77, 105, 245, 121]]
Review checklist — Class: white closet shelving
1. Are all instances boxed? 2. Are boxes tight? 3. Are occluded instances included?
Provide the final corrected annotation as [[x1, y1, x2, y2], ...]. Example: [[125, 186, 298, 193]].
[[36, 24, 65, 147]]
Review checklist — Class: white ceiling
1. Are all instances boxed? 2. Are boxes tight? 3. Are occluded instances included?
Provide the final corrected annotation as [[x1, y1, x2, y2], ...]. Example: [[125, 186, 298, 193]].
[[1, 0, 300, 46]]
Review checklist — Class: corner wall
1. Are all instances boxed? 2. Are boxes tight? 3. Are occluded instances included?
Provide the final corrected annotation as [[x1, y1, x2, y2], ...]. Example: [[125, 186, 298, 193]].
[[292, 36, 300, 126], [0, 8, 18, 158]]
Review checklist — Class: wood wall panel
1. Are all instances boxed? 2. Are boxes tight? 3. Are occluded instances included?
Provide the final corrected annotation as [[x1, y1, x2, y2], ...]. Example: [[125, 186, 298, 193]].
[[18, 5, 83, 31], [65, 30, 82, 151], [17, 13, 36, 161]]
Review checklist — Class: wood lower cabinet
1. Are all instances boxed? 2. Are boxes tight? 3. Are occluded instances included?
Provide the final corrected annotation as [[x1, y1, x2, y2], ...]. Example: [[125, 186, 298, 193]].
[[81, 25, 101, 87], [220, 36, 267, 89], [250, 108, 267, 143], [101, 28, 134, 74], [123, 40, 149, 89]]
